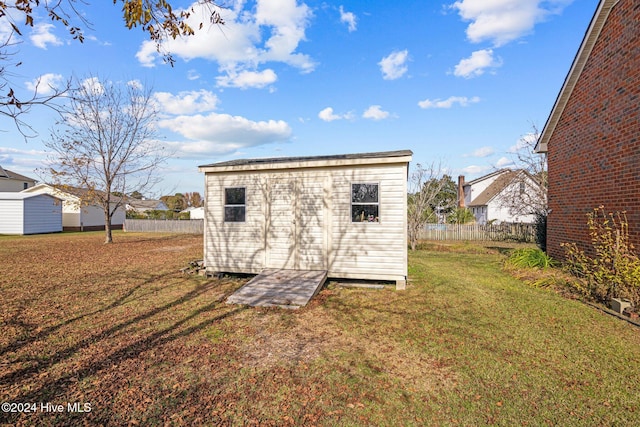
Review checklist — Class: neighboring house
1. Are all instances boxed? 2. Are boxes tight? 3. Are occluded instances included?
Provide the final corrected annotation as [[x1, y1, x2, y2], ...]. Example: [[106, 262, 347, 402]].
[[181, 206, 204, 219], [536, 0, 640, 260], [198, 150, 412, 289], [458, 169, 541, 225], [126, 199, 169, 214], [22, 184, 125, 231], [0, 166, 37, 192], [0, 192, 62, 235]]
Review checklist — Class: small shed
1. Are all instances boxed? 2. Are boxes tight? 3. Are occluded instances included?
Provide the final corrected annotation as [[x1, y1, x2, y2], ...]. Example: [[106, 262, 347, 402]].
[[22, 184, 126, 231], [0, 192, 62, 235], [198, 150, 412, 289]]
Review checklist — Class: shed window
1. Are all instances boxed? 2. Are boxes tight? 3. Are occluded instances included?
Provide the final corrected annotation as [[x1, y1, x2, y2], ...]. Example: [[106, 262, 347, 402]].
[[351, 183, 379, 222], [224, 187, 245, 222]]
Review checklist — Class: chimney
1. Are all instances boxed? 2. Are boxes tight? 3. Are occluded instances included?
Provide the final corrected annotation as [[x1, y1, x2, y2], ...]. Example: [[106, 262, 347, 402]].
[[457, 175, 465, 208]]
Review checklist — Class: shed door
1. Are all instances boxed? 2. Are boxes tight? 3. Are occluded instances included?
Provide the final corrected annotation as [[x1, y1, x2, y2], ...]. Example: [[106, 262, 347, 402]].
[[265, 177, 326, 270]]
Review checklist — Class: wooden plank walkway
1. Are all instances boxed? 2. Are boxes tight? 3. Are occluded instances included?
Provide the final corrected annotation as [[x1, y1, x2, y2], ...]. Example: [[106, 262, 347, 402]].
[[226, 269, 328, 309]]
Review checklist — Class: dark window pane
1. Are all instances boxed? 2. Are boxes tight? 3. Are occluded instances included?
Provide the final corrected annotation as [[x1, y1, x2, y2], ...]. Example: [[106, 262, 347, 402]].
[[224, 206, 245, 222], [352, 205, 379, 222], [225, 187, 245, 205], [351, 184, 378, 203]]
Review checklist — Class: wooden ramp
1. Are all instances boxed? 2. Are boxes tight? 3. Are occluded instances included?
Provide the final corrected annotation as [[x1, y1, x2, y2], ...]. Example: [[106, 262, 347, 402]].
[[227, 269, 327, 309]]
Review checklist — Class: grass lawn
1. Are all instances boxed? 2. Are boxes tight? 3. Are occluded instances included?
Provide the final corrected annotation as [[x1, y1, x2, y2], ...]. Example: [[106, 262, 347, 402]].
[[1, 232, 639, 426]]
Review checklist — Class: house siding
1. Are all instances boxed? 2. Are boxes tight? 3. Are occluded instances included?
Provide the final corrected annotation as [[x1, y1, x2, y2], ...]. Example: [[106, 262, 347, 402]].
[[546, 0, 640, 259], [203, 159, 409, 282]]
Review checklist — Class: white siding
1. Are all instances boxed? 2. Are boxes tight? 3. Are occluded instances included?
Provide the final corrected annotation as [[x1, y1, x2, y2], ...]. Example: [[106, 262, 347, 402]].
[[0, 199, 24, 234], [0, 194, 62, 234], [204, 161, 409, 282]]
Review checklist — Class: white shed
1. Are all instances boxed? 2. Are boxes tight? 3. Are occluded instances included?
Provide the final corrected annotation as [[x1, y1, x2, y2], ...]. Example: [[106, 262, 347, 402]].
[[198, 150, 412, 289], [0, 192, 62, 235]]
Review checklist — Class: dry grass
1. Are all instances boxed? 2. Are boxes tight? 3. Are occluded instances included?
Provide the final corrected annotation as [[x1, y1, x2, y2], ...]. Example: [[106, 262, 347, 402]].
[[1, 233, 639, 426]]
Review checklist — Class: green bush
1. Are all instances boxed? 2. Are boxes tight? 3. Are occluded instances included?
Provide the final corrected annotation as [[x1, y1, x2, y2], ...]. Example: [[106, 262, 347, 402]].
[[507, 247, 556, 269], [562, 207, 640, 306]]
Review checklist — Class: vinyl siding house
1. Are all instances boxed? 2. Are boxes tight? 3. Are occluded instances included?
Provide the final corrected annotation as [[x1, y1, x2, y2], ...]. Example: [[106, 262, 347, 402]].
[[0, 192, 62, 235], [459, 169, 541, 225], [126, 199, 169, 214], [536, 0, 640, 260], [199, 150, 412, 289], [0, 166, 37, 192], [22, 184, 125, 231]]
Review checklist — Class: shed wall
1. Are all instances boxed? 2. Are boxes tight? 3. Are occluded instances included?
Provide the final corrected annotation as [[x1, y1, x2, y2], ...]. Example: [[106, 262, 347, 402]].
[[23, 195, 62, 234], [204, 163, 408, 281], [0, 200, 24, 234]]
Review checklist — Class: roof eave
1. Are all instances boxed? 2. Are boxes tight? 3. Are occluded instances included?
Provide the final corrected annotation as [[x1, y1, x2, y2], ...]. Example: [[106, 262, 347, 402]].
[[536, 0, 618, 153]]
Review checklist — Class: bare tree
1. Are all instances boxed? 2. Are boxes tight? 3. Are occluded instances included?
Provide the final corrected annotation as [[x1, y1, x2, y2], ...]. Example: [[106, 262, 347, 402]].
[[497, 124, 548, 217], [407, 162, 455, 251], [0, 0, 224, 137], [44, 76, 170, 243]]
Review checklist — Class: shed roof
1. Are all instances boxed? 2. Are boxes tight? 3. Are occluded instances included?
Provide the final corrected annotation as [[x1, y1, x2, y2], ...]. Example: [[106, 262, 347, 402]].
[[0, 192, 59, 201], [199, 150, 413, 173], [536, 0, 616, 153]]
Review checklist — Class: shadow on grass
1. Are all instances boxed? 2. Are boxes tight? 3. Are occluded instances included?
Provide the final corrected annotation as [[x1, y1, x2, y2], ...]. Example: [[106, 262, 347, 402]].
[[0, 276, 247, 418]]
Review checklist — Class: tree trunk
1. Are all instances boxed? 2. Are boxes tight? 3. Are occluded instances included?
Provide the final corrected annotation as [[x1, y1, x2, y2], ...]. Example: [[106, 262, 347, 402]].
[[104, 209, 113, 244]]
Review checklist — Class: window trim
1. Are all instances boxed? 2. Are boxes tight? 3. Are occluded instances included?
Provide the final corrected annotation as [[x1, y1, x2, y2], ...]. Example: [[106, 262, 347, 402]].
[[224, 186, 246, 223], [351, 182, 380, 223]]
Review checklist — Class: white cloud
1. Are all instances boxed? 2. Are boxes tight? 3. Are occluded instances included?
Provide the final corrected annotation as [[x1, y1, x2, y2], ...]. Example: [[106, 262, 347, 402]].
[[362, 105, 390, 120], [216, 69, 278, 89], [25, 73, 64, 95], [80, 77, 104, 96], [158, 112, 292, 157], [318, 107, 353, 122], [339, 6, 357, 32], [30, 24, 62, 49], [379, 50, 409, 80], [418, 96, 480, 109], [462, 164, 492, 175], [154, 90, 220, 115], [187, 69, 201, 81], [453, 49, 501, 78], [137, 1, 315, 81], [495, 156, 514, 168], [509, 132, 538, 152], [450, 0, 573, 47], [465, 146, 495, 158]]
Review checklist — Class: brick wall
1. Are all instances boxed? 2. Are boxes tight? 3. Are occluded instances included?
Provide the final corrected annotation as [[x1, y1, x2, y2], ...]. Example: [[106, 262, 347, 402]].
[[547, 0, 640, 260]]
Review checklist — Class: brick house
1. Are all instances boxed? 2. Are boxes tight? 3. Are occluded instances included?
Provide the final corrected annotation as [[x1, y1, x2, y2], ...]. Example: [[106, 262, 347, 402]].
[[536, 0, 640, 259]]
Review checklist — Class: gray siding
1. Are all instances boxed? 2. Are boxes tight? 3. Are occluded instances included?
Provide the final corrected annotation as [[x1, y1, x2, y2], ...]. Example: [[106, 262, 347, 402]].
[[23, 195, 62, 234]]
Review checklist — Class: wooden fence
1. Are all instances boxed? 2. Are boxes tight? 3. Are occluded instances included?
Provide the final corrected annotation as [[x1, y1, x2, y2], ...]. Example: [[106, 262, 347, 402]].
[[420, 223, 536, 242], [124, 219, 204, 234]]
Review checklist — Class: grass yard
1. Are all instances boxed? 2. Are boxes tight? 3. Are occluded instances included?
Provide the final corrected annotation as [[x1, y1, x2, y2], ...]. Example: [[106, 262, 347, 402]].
[[1, 232, 639, 426]]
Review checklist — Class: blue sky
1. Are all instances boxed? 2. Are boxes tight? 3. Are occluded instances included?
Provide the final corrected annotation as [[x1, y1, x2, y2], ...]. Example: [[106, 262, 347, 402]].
[[0, 0, 599, 195]]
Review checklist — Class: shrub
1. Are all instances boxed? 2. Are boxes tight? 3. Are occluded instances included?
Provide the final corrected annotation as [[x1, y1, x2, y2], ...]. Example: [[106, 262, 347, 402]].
[[507, 247, 556, 269], [562, 207, 640, 306], [534, 211, 547, 252]]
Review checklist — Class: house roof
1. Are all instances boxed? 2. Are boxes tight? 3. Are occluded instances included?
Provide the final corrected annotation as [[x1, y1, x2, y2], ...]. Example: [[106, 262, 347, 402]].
[[199, 150, 413, 173], [536, 0, 617, 153], [463, 169, 510, 187], [0, 166, 37, 183], [467, 170, 520, 207], [23, 183, 125, 203], [126, 199, 167, 210]]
